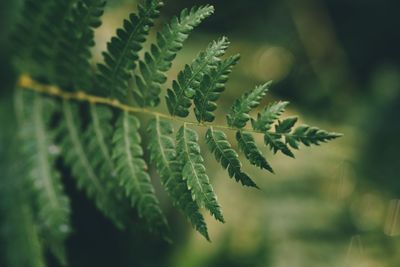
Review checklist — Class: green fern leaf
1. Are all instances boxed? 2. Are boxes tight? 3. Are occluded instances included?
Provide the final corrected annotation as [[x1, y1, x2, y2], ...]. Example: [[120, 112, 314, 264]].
[[96, 0, 162, 99], [286, 124, 342, 148], [205, 127, 257, 187], [251, 101, 289, 131], [83, 104, 131, 205], [275, 117, 298, 134], [269, 116, 299, 155], [18, 92, 70, 264], [83, 105, 137, 223], [147, 117, 209, 240], [59, 101, 126, 228], [176, 124, 224, 222], [194, 54, 240, 122], [227, 81, 272, 128], [8, 0, 343, 253], [166, 37, 230, 117], [251, 103, 296, 157], [54, 0, 106, 90], [84, 104, 115, 177], [264, 132, 294, 158], [112, 111, 168, 234], [133, 5, 214, 107], [236, 131, 274, 173]]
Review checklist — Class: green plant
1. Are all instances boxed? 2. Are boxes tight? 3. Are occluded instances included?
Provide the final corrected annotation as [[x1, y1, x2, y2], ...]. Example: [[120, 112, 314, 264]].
[[3, 0, 341, 266]]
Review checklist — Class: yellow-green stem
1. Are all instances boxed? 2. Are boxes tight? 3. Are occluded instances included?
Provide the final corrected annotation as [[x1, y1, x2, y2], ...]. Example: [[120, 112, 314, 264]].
[[16, 74, 264, 134]]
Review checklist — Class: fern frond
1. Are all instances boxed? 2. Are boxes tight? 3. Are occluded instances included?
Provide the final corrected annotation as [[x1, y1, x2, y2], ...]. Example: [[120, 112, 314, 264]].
[[147, 117, 209, 240], [133, 5, 214, 107], [18, 92, 70, 264], [54, 0, 106, 90], [194, 54, 240, 122], [9, 0, 343, 253], [96, 0, 162, 99], [227, 81, 272, 128], [176, 124, 224, 222], [205, 127, 257, 187], [251, 101, 289, 131], [236, 131, 273, 173], [112, 111, 168, 234], [59, 101, 126, 228], [166, 37, 230, 117]]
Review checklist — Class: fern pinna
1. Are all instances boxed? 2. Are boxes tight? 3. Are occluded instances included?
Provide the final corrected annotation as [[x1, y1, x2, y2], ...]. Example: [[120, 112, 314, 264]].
[[6, 0, 341, 266]]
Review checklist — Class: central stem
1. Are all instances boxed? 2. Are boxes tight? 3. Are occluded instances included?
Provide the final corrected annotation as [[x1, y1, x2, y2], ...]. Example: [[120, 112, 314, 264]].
[[17, 74, 264, 135]]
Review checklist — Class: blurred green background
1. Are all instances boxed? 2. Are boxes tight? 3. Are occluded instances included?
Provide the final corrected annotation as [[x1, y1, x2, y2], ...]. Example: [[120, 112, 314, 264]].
[[1, 0, 400, 266]]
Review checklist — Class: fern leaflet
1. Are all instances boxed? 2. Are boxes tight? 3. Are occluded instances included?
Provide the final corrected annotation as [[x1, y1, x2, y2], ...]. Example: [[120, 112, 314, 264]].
[[54, 0, 106, 90], [2, 93, 46, 267], [176, 124, 224, 222], [18, 92, 70, 264], [251, 101, 289, 131], [83, 104, 130, 204], [194, 54, 240, 122], [275, 117, 298, 134], [59, 100, 126, 228], [227, 81, 272, 128], [166, 37, 230, 117], [112, 111, 168, 234], [134, 5, 214, 107], [236, 131, 274, 173], [262, 116, 298, 157], [1, 198, 46, 267], [13, 0, 75, 80], [12, 0, 53, 62], [34, 1, 75, 75], [147, 117, 209, 240], [206, 127, 257, 187], [263, 132, 294, 158], [286, 124, 342, 148], [96, 0, 162, 99]]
